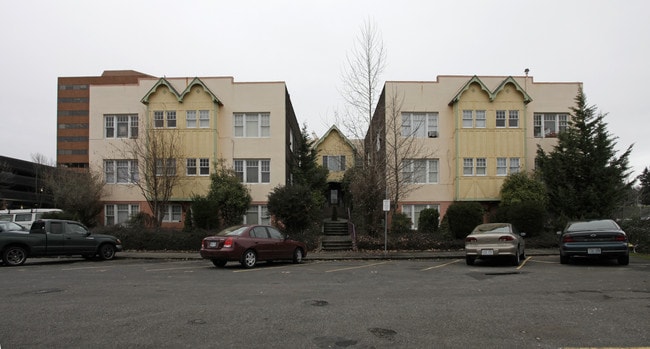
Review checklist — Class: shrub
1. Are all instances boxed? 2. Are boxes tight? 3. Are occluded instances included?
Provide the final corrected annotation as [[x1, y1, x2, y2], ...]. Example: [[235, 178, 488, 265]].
[[390, 212, 412, 234], [93, 225, 212, 251], [418, 208, 439, 234], [446, 202, 484, 239]]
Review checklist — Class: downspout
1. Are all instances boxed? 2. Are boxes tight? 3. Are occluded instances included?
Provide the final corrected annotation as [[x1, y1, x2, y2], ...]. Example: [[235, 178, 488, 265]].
[[454, 103, 460, 201]]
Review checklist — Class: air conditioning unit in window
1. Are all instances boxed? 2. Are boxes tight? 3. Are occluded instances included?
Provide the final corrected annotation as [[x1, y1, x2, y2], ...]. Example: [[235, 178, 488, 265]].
[[428, 131, 438, 138]]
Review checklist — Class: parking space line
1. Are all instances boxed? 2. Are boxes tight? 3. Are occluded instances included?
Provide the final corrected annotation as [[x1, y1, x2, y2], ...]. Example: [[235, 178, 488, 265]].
[[325, 261, 389, 273], [516, 256, 532, 270], [421, 259, 462, 271], [61, 266, 110, 271], [146, 266, 205, 272]]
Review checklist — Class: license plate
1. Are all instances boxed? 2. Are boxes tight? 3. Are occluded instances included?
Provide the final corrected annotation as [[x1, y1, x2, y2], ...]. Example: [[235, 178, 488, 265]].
[[209, 241, 218, 248], [481, 249, 494, 256], [587, 248, 601, 255]]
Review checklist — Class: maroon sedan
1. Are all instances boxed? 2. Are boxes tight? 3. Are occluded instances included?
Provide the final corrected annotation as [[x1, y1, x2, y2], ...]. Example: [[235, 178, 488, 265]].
[[200, 225, 307, 268]]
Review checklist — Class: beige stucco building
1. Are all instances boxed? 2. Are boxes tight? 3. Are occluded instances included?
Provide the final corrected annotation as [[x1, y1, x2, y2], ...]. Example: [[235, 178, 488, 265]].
[[75, 72, 300, 227], [368, 75, 582, 228]]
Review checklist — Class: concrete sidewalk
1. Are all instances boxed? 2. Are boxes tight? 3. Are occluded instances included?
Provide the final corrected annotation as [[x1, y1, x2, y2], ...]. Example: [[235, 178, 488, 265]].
[[118, 248, 558, 261]]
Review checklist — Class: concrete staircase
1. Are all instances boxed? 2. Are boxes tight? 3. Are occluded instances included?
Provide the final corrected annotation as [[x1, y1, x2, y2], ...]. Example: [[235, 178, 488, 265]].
[[321, 219, 353, 251]]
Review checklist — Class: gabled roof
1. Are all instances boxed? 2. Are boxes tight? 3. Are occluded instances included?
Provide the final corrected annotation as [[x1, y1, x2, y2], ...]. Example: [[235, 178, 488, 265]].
[[179, 77, 223, 105], [141, 77, 222, 105], [448, 75, 532, 106], [141, 78, 182, 104], [313, 125, 357, 152]]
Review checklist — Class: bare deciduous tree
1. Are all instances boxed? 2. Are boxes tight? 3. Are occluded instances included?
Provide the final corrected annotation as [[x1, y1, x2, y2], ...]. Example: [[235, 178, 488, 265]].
[[126, 126, 184, 228]]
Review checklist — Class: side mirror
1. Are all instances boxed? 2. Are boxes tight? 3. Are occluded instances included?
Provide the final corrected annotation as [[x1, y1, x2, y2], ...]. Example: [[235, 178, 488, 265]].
[[520, 232, 526, 238]]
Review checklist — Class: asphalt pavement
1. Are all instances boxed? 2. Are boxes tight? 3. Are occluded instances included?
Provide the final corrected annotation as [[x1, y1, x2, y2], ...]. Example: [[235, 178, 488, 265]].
[[118, 248, 559, 261]]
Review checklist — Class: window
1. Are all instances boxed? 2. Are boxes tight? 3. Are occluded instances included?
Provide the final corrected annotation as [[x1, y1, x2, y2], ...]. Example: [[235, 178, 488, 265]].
[[186, 110, 196, 128], [153, 111, 176, 128], [402, 112, 438, 137], [234, 159, 270, 183], [234, 113, 270, 137], [186, 158, 209, 176], [476, 158, 487, 176], [162, 204, 182, 222], [105, 114, 138, 138], [463, 158, 487, 176], [199, 158, 210, 175], [475, 110, 486, 128], [509, 110, 519, 128], [199, 110, 210, 128], [104, 160, 138, 184], [323, 155, 346, 172], [534, 113, 569, 138], [463, 158, 474, 176], [244, 205, 270, 225], [105, 204, 140, 226], [462, 110, 473, 128], [156, 159, 176, 176], [402, 204, 439, 229], [496, 110, 506, 128], [186, 159, 196, 175], [403, 159, 439, 183], [497, 157, 520, 176]]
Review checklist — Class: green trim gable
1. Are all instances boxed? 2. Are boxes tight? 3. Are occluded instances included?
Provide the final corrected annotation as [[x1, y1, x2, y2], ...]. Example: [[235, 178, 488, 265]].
[[448, 75, 533, 106], [314, 125, 357, 153], [492, 76, 532, 104], [141, 78, 182, 104], [448, 76, 492, 106], [179, 77, 223, 105]]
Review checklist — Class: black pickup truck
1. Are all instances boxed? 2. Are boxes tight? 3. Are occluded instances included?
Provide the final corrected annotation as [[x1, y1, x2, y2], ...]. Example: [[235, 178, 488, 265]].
[[0, 219, 123, 266]]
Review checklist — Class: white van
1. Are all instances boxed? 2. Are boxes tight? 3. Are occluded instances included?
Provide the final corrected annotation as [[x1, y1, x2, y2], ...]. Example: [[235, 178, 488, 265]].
[[0, 208, 63, 229]]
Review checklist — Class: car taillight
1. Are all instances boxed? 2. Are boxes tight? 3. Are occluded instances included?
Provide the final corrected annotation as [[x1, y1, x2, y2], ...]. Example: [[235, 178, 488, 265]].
[[465, 237, 477, 243], [562, 235, 575, 243], [615, 234, 627, 242], [224, 237, 233, 248], [498, 236, 515, 242]]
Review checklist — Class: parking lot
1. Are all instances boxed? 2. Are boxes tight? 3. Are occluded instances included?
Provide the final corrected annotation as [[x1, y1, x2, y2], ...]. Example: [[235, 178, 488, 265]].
[[1, 255, 649, 348]]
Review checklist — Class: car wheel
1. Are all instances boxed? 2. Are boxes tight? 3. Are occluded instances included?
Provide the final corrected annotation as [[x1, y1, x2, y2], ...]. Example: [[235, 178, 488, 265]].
[[465, 256, 475, 265], [98, 244, 116, 260], [211, 259, 227, 267], [2, 246, 28, 266], [618, 255, 629, 266], [560, 254, 570, 264], [241, 250, 257, 268], [293, 248, 304, 264], [511, 249, 521, 266]]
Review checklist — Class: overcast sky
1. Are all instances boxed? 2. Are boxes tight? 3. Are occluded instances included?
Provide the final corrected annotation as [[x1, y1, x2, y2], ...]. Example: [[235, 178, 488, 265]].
[[2, 0, 648, 180]]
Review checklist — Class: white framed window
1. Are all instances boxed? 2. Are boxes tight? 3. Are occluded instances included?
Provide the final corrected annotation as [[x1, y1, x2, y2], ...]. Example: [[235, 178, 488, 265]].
[[476, 158, 487, 176], [154, 111, 164, 128], [462, 110, 473, 128], [496, 110, 506, 128], [402, 204, 440, 230], [186, 158, 210, 176], [155, 159, 176, 176], [402, 112, 438, 138], [105, 114, 138, 138], [497, 157, 508, 176], [475, 110, 486, 128], [403, 159, 439, 184], [186, 110, 197, 128], [199, 158, 210, 175], [234, 112, 270, 137], [234, 159, 270, 183], [162, 204, 182, 222], [186, 159, 197, 175], [509, 158, 520, 174], [323, 155, 346, 172], [244, 205, 270, 225], [199, 110, 210, 128], [534, 113, 569, 138], [463, 158, 474, 176], [105, 204, 140, 226], [508, 110, 519, 128], [104, 160, 138, 184], [166, 111, 176, 128]]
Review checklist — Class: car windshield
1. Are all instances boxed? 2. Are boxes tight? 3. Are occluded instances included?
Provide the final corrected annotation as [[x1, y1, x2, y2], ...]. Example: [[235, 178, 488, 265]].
[[473, 224, 510, 234], [0, 221, 26, 232], [566, 220, 619, 232], [216, 226, 248, 237]]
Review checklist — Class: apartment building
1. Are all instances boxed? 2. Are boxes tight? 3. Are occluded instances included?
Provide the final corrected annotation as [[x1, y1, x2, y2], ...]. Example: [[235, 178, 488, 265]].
[[57, 70, 153, 170], [58, 71, 300, 227], [367, 75, 581, 228]]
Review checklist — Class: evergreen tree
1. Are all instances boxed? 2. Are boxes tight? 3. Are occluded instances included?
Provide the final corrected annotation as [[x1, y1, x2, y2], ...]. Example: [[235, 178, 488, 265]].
[[638, 167, 650, 205], [291, 124, 329, 193], [536, 88, 633, 220]]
